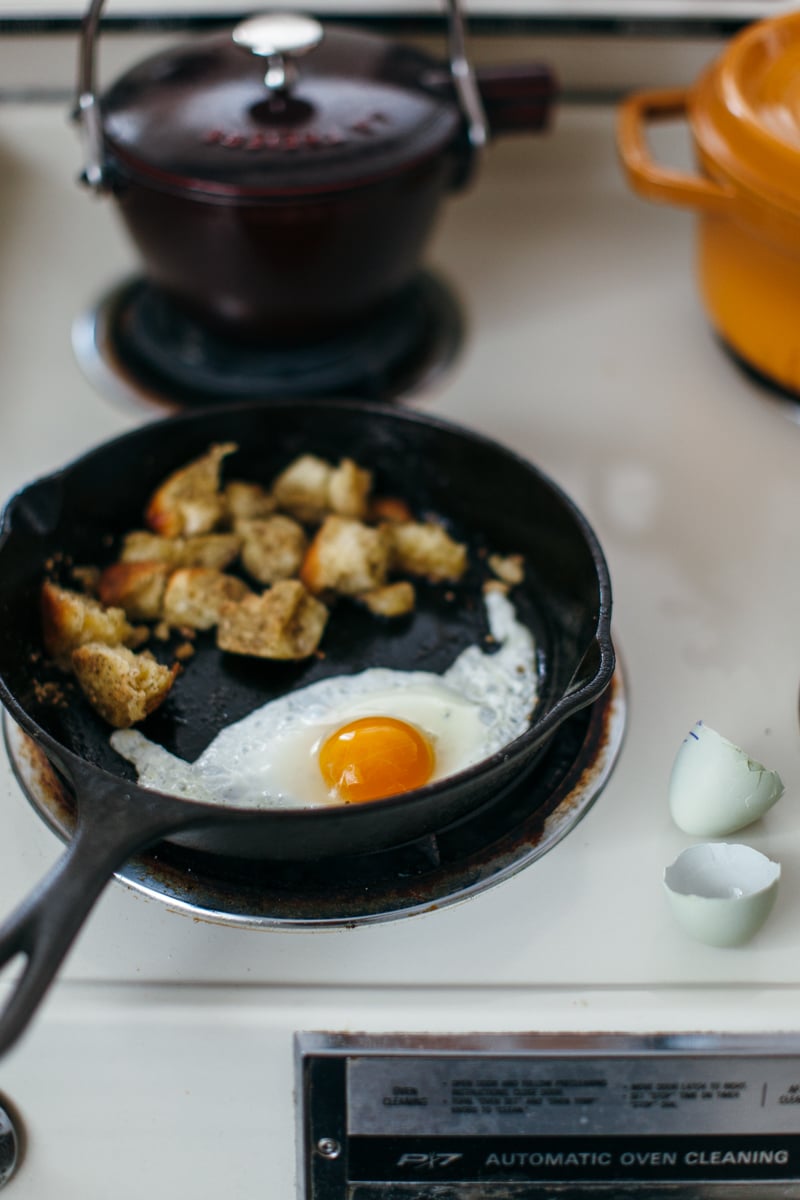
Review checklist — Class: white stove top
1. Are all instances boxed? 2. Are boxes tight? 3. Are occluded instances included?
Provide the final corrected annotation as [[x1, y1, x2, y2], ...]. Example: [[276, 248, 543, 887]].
[[1, 96, 800, 1199]]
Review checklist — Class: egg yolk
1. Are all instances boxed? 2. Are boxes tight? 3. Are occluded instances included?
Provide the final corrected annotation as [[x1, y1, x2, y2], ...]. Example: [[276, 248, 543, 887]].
[[318, 716, 435, 804]]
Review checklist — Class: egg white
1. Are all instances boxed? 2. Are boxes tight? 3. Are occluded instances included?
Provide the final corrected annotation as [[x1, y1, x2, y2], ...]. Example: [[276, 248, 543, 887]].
[[110, 589, 538, 809]]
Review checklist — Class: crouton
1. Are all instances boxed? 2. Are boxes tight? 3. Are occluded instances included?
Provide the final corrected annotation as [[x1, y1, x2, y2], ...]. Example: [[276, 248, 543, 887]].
[[145, 442, 237, 537], [327, 458, 372, 519], [162, 568, 251, 631], [236, 515, 307, 585], [488, 553, 525, 586], [300, 516, 390, 596], [483, 579, 509, 597], [384, 521, 468, 583], [41, 580, 146, 670], [71, 642, 179, 728], [358, 581, 416, 618], [98, 561, 170, 621], [223, 480, 276, 522], [271, 454, 372, 522], [120, 530, 241, 571], [271, 454, 332, 523], [217, 580, 328, 660], [70, 564, 102, 594], [368, 495, 414, 525]]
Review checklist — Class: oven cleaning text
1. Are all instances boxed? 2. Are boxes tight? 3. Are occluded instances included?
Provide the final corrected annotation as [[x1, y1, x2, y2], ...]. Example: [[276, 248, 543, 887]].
[[481, 1148, 791, 1168]]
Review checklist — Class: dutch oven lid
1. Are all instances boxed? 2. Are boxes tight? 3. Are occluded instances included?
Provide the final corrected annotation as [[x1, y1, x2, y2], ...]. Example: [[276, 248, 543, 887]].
[[692, 10, 800, 210], [99, 14, 464, 197]]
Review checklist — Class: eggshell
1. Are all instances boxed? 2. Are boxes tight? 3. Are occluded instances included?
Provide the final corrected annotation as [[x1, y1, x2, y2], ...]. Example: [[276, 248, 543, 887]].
[[663, 842, 780, 947], [669, 721, 784, 837]]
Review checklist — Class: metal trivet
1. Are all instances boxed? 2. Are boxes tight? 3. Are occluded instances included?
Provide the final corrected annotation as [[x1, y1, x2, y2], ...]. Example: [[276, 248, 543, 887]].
[[72, 272, 464, 415], [4, 663, 626, 930]]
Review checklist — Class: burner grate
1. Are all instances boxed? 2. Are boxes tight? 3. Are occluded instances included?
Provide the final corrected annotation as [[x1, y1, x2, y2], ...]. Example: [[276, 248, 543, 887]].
[[72, 273, 464, 413], [4, 665, 626, 930]]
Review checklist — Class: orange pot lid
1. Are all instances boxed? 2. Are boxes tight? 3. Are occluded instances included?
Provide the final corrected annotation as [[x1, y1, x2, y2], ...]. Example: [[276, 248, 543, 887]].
[[693, 10, 800, 210]]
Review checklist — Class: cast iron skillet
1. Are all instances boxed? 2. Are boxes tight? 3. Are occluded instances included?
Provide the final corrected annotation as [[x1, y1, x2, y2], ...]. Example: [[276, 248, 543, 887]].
[[0, 400, 614, 1055]]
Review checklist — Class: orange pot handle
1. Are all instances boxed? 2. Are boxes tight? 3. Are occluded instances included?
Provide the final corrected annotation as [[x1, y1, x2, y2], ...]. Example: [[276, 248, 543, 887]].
[[617, 87, 733, 215]]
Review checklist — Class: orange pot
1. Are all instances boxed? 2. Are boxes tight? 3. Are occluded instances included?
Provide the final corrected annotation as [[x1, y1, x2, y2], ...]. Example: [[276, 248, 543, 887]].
[[618, 12, 800, 394]]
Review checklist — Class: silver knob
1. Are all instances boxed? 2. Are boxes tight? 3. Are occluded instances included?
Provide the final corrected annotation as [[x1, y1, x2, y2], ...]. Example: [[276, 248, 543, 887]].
[[232, 12, 323, 93], [0, 1100, 20, 1189]]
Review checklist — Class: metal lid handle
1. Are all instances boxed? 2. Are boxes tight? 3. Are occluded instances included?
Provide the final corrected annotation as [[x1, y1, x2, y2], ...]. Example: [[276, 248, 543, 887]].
[[444, 0, 488, 167], [232, 12, 324, 94]]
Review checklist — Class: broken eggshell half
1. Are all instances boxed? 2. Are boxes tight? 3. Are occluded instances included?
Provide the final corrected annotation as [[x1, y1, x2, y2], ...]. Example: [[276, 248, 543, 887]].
[[663, 842, 780, 947], [669, 721, 784, 837]]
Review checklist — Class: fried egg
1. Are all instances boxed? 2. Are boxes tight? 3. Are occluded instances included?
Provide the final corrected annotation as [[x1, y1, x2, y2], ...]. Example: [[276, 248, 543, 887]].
[[110, 589, 537, 809]]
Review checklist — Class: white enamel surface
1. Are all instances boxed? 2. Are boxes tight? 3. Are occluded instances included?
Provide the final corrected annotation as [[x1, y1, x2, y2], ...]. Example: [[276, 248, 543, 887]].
[[1, 101, 800, 985], [664, 843, 781, 947], [669, 720, 785, 836], [3, 95, 800, 1198]]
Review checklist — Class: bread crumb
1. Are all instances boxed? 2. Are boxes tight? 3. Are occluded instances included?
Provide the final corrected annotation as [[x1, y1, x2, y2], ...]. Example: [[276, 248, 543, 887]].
[[71, 642, 179, 728], [358, 581, 416, 618], [236, 514, 307, 585], [120, 530, 241, 570], [41, 580, 146, 671], [488, 552, 525, 586], [162, 568, 251, 631], [145, 442, 237, 537], [98, 561, 170, 621], [300, 516, 389, 596], [384, 521, 467, 583], [271, 454, 332, 523], [223, 479, 276, 522], [217, 580, 328, 660]]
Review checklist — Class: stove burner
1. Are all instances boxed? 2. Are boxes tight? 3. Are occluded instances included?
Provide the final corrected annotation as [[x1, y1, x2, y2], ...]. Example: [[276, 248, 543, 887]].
[[4, 664, 626, 930], [72, 274, 464, 414]]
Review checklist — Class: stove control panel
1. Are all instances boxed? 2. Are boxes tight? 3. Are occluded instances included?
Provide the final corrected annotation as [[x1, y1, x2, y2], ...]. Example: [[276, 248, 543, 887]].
[[297, 1033, 800, 1198]]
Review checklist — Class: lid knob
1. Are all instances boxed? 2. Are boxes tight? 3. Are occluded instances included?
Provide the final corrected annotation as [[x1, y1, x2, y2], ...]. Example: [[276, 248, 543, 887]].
[[232, 12, 324, 93]]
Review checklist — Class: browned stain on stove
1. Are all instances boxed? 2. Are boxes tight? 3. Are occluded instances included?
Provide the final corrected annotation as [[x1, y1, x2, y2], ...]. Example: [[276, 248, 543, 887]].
[[2, 669, 624, 928]]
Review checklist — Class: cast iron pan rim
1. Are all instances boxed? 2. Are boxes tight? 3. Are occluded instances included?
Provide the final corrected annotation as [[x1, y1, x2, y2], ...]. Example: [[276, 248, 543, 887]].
[[0, 397, 614, 823]]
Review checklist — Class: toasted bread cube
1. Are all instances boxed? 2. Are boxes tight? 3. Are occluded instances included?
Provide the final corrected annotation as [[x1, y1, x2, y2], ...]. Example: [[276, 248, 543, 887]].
[[271, 454, 332, 523], [41, 580, 145, 670], [358, 581, 416, 618], [70, 564, 102, 594], [327, 458, 372, 519], [385, 521, 468, 583], [368, 495, 414, 525], [162, 568, 251, 631], [223, 480, 276, 522], [98, 561, 170, 621], [71, 642, 179, 728], [488, 552, 525, 586], [217, 580, 328, 660], [145, 442, 237, 538], [300, 516, 390, 596], [120, 530, 241, 571], [236, 514, 307, 585]]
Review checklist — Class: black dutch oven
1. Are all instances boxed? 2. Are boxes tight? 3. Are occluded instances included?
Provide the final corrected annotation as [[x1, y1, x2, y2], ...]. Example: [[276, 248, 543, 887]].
[[75, 2, 557, 344], [0, 401, 612, 1055]]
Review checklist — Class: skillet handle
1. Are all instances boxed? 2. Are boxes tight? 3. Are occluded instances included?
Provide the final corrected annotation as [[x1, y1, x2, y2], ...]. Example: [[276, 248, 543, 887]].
[[0, 773, 206, 1058]]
